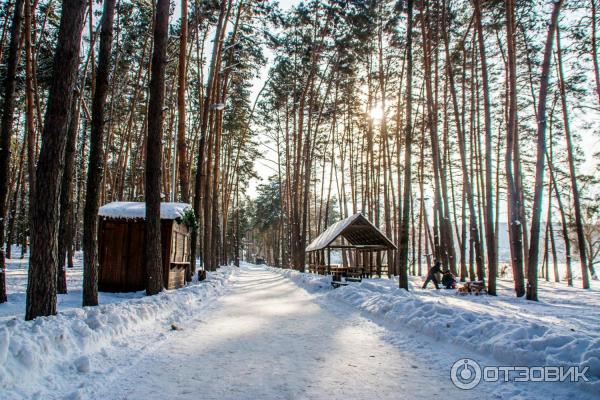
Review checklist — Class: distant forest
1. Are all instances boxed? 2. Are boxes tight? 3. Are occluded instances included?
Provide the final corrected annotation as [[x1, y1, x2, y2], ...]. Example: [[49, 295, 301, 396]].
[[1, 0, 600, 319]]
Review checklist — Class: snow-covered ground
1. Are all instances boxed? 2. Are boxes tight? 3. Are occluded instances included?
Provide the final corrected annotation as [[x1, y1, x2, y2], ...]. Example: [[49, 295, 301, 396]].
[[0, 253, 236, 399], [1, 252, 148, 320], [0, 256, 598, 399], [267, 265, 600, 397]]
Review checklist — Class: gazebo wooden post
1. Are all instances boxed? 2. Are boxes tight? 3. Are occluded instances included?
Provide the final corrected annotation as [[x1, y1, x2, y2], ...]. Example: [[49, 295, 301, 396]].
[[327, 247, 331, 275], [377, 250, 382, 277], [362, 250, 366, 278], [358, 250, 362, 278], [357, 248, 362, 278]]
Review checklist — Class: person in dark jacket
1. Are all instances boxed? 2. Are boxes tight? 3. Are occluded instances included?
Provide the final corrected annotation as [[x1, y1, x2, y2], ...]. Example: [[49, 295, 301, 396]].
[[441, 268, 457, 289], [422, 261, 442, 289]]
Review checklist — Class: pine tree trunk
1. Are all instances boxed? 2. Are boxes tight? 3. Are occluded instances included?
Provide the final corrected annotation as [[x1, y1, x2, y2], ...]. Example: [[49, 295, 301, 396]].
[[83, 0, 117, 306], [5, 135, 26, 262], [398, 0, 412, 290], [57, 90, 82, 295], [547, 147, 573, 286], [505, 0, 525, 297], [441, 9, 484, 284], [24, 0, 36, 248], [546, 180, 558, 282], [74, 116, 89, 252], [555, 22, 592, 288], [145, 0, 169, 295], [0, 0, 24, 304], [176, 0, 189, 203], [26, 0, 87, 320], [418, 124, 426, 277], [191, 0, 228, 276], [591, 0, 600, 106], [526, 0, 562, 301], [473, 0, 498, 294], [421, 4, 443, 265]]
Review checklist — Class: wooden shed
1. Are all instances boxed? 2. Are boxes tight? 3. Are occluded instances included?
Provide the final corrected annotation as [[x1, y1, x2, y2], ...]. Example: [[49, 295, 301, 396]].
[[98, 202, 193, 292]]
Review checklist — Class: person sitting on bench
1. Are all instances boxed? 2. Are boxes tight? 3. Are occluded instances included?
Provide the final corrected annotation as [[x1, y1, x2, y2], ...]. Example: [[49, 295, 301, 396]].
[[441, 268, 457, 289], [422, 260, 442, 289]]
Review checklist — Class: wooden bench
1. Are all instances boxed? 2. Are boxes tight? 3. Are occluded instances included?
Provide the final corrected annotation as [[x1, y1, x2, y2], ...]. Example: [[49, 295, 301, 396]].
[[346, 266, 363, 282], [331, 280, 349, 288], [308, 264, 328, 275], [380, 264, 389, 277], [345, 277, 362, 282], [362, 265, 379, 278], [329, 265, 345, 279], [363, 264, 388, 278]]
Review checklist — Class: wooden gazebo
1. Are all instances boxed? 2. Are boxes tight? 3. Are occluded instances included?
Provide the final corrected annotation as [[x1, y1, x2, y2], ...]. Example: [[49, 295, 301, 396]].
[[305, 213, 396, 279]]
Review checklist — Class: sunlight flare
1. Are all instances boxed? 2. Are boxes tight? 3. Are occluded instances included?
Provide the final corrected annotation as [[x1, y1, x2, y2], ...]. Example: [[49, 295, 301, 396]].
[[370, 103, 384, 121]]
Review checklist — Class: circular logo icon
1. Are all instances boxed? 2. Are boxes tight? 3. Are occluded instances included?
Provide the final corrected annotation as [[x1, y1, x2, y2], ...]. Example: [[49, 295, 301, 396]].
[[450, 358, 482, 390]]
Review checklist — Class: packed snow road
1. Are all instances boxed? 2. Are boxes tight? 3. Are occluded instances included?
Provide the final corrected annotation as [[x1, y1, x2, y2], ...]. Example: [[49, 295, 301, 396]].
[[88, 265, 472, 400], [82, 265, 583, 400]]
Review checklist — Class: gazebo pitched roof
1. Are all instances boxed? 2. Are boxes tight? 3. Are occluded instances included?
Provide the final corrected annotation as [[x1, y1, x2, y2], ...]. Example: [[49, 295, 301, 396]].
[[305, 213, 397, 252]]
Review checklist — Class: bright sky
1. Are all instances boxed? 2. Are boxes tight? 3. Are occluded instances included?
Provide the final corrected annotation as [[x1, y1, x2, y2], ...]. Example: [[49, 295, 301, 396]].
[[246, 0, 300, 197]]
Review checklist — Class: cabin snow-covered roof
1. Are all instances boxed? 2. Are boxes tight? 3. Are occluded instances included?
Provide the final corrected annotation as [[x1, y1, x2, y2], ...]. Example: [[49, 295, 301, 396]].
[[98, 202, 192, 220], [305, 213, 396, 252]]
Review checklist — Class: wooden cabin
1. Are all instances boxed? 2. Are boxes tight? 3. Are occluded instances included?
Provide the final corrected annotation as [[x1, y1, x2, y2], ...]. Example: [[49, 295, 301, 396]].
[[98, 202, 193, 292]]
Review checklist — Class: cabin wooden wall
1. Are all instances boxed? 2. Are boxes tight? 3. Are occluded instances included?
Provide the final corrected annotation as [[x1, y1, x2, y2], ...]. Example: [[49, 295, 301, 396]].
[[164, 221, 190, 289], [99, 218, 190, 292]]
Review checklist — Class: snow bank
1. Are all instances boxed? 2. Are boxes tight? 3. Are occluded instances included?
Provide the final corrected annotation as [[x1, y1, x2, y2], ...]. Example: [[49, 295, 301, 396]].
[[98, 201, 192, 220], [0, 266, 236, 399], [266, 266, 600, 391], [329, 282, 600, 381], [267, 266, 331, 292]]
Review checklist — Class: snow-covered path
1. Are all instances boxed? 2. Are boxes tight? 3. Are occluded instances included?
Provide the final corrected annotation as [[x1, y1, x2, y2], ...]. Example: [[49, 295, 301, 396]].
[[80, 265, 586, 400], [89, 265, 479, 400]]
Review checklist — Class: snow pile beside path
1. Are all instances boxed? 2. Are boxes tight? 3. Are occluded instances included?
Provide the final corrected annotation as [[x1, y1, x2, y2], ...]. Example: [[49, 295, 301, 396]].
[[263, 266, 330, 292], [269, 267, 600, 389], [0, 266, 235, 399], [331, 283, 600, 380]]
